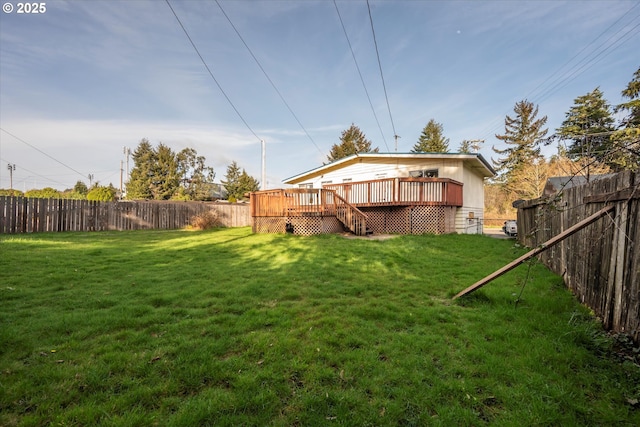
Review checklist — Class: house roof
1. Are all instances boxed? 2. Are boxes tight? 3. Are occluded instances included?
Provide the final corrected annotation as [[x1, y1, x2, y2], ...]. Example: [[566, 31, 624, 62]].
[[283, 152, 496, 185]]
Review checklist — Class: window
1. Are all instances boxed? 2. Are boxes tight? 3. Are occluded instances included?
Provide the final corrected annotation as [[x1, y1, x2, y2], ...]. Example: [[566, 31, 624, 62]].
[[321, 180, 333, 186], [299, 183, 313, 188], [409, 169, 438, 178], [342, 178, 352, 183]]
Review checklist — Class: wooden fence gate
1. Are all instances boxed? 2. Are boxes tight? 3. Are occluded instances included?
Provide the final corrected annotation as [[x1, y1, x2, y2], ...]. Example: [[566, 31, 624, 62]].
[[516, 171, 639, 341]]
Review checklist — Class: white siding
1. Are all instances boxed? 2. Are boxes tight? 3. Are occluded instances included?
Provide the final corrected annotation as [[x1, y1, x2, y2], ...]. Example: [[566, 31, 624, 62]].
[[456, 166, 486, 234], [291, 155, 489, 235], [299, 158, 466, 188], [456, 206, 485, 234]]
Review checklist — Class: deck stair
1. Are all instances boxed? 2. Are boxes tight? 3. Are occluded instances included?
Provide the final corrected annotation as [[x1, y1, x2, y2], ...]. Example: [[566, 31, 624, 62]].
[[332, 191, 369, 236]]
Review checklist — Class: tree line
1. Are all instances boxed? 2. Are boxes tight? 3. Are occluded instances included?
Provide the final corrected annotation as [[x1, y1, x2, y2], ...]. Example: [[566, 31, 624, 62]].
[[326, 68, 639, 218], [487, 67, 639, 217], [1, 139, 260, 202], [325, 119, 467, 164], [119, 139, 260, 202], [4, 68, 637, 207]]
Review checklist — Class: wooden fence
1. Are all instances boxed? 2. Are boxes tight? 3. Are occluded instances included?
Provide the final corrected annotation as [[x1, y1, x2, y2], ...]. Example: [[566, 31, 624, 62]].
[[516, 171, 639, 341], [0, 197, 251, 233]]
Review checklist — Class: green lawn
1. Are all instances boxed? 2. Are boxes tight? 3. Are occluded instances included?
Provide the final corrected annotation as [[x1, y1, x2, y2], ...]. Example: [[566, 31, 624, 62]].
[[1, 227, 638, 426]]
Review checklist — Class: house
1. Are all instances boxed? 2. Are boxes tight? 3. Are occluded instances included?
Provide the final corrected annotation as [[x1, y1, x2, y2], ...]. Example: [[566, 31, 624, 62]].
[[250, 152, 495, 236]]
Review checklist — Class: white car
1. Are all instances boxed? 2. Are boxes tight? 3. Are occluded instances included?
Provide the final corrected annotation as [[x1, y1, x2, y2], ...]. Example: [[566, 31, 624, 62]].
[[502, 220, 517, 237]]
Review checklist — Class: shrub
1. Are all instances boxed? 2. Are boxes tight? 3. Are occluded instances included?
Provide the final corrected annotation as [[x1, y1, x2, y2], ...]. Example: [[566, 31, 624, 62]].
[[190, 210, 221, 230], [87, 186, 117, 201]]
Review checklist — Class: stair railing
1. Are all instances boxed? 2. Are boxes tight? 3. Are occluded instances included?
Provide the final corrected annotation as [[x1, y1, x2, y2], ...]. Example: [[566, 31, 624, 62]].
[[329, 190, 369, 236]]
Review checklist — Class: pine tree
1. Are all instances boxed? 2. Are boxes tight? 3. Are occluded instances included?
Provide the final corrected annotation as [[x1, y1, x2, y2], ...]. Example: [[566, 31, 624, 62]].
[[412, 119, 449, 153], [458, 140, 473, 153], [326, 124, 378, 163], [221, 161, 242, 201], [556, 88, 615, 168], [222, 161, 259, 201], [493, 100, 547, 174], [238, 170, 260, 195], [609, 67, 640, 171], [492, 100, 548, 198], [127, 140, 214, 200], [150, 143, 180, 200], [126, 139, 155, 200], [616, 66, 640, 128]]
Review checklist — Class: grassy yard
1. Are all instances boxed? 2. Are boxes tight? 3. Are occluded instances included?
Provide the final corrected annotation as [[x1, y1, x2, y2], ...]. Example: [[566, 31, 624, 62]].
[[1, 227, 638, 426]]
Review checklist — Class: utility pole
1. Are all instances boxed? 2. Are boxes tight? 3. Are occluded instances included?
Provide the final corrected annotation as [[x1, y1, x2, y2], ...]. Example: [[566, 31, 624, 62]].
[[88, 173, 94, 187], [120, 160, 124, 200], [394, 134, 401, 152], [261, 139, 266, 190], [123, 146, 131, 179], [7, 163, 16, 191], [122, 147, 131, 198]]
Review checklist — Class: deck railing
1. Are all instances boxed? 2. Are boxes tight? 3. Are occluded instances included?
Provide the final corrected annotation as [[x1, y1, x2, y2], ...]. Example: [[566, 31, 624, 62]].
[[324, 177, 463, 207], [250, 188, 335, 217], [331, 191, 368, 236], [250, 188, 368, 235]]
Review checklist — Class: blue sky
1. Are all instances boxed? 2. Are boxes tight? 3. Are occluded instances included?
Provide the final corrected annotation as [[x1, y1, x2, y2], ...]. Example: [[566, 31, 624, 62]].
[[1, 0, 638, 192]]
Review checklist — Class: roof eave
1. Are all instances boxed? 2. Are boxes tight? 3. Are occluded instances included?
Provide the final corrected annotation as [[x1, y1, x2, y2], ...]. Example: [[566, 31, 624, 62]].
[[282, 152, 496, 184]]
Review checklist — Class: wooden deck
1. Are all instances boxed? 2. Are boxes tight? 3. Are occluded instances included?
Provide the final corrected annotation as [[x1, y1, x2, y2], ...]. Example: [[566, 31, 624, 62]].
[[250, 188, 368, 235], [324, 177, 463, 207], [250, 178, 464, 236]]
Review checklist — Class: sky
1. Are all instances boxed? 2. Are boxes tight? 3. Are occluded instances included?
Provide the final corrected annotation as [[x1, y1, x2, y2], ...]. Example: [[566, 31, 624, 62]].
[[0, 0, 639, 192]]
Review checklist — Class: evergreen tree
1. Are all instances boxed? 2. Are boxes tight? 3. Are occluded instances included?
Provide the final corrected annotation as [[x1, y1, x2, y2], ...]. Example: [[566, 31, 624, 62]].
[[616, 66, 640, 128], [608, 67, 640, 171], [222, 161, 259, 201], [412, 119, 449, 152], [126, 139, 155, 200], [492, 100, 548, 197], [127, 139, 218, 200], [222, 161, 242, 201], [238, 170, 260, 194], [150, 143, 180, 200], [327, 124, 378, 163], [556, 88, 615, 168], [458, 140, 473, 153]]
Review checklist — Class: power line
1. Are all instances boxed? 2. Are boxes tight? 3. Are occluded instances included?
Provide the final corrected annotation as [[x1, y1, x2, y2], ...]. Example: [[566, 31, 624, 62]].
[[0, 156, 76, 188], [213, 0, 325, 157], [165, 0, 262, 143], [333, 0, 389, 152], [366, 0, 397, 151], [476, 4, 640, 144], [534, 21, 640, 106], [524, 2, 640, 105], [0, 128, 87, 180]]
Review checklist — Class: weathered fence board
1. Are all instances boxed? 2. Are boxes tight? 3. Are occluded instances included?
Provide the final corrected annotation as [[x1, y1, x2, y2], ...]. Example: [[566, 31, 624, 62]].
[[0, 197, 251, 233], [516, 171, 639, 341]]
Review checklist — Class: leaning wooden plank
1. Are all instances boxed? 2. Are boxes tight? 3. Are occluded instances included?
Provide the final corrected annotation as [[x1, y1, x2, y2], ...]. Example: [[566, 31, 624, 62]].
[[452, 204, 616, 300]]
